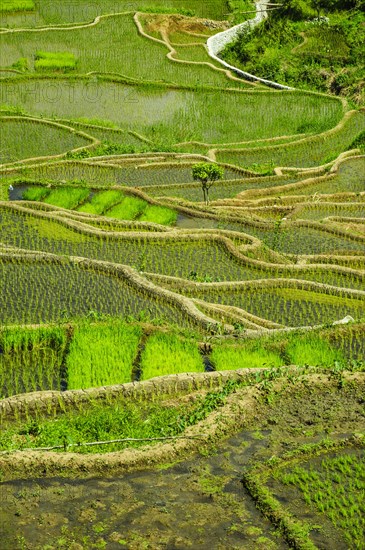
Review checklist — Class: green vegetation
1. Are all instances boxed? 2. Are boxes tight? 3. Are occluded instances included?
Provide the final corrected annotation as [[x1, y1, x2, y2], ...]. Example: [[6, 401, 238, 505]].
[[43, 187, 89, 209], [0, 258, 190, 328], [22, 186, 50, 201], [285, 334, 345, 366], [0, 326, 67, 398], [0, 82, 344, 143], [0, 119, 91, 163], [0, 379, 244, 452], [34, 51, 77, 72], [222, 2, 365, 103], [105, 195, 177, 225], [192, 163, 225, 204], [139, 204, 177, 225], [210, 330, 354, 371], [0, 400, 191, 453], [105, 196, 147, 221], [277, 452, 365, 549], [1, 2, 364, 549], [11, 57, 28, 72], [0, 0, 34, 13], [0, 319, 363, 397], [228, 0, 257, 24], [67, 321, 142, 389], [140, 332, 204, 379], [211, 343, 283, 370], [77, 190, 124, 215]]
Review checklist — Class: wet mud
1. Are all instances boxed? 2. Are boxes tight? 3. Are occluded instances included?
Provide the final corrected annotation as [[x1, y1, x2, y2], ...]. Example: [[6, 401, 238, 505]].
[[1, 377, 364, 549]]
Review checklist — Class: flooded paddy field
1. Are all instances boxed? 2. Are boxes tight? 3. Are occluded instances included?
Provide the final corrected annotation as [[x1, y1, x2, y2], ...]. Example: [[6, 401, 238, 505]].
[[1, 374, 364, 549]]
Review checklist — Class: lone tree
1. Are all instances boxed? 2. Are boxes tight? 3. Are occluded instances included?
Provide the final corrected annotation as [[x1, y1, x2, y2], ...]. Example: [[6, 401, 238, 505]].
[[192, 163, 224, 205]]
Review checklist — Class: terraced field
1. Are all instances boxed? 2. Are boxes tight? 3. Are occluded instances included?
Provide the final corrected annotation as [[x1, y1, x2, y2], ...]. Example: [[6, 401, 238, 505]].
[[0, 1, 364, 548]]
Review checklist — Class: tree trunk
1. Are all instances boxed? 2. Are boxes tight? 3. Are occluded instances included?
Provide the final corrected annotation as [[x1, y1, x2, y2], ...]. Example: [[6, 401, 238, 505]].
[[202, 184, 209, 205]]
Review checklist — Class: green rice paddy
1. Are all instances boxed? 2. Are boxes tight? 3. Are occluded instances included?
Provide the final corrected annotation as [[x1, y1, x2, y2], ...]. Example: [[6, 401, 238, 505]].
[[0, 3, 364, 547]]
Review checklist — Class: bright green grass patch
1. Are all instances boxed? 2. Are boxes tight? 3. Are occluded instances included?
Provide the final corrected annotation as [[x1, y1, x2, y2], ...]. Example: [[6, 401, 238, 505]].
[[140, 332, 204, 379], [105, 196, 147, 220], [285, 335, 346, 367], [0, 0, 34, 12], [43, 187, 89, 209], [0, 380, 240, 454], [139, 204, 177, 225], [0, 400, 189, 453], [78, 190, 124, 215], [22, 186, 50, 201], [67, 321, 142, 389], [34, 51, 77, 72], [211, 343, 283, 371], [277, 452, 365, 549], [0, 326, 66, 398]]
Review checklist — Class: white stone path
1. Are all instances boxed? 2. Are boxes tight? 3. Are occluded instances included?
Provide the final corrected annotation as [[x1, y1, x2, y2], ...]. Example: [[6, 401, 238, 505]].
[[207, 0, 293, 90]]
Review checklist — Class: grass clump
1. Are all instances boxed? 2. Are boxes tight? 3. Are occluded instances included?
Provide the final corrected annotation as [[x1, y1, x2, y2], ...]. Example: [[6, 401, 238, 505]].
[[0, 380, 242, 454], [11, 57, 29, 72], [22, 186, 50, 201], [140, 332, 204, 380], [142, 7, 194, 16], [222, 6, 365, 103], [105, 196, 147, 220], [67, 321, 142, 389], [211, 342, 283, 371], [78, 190, 124, 215], [139, 204, 177, 225], [43, 187, 89, 209], [285, 334, 346, 367], [105, 196, 177, 225], [67, 142, 139, 160], [34, 51, 77, 72], [0, 400, 188, 453], [278, 452, 365, 549], [0, 326, 67, 398], [0, 0, 34, 12]]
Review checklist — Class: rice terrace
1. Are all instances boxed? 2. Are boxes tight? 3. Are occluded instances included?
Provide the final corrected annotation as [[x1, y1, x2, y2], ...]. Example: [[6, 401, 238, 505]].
[[0, 0, 364, 548]]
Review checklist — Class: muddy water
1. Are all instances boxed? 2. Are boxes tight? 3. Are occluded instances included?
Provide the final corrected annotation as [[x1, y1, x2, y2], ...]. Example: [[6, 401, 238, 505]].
[[1, 432, 285, 550], [1, 381, 364, 549]]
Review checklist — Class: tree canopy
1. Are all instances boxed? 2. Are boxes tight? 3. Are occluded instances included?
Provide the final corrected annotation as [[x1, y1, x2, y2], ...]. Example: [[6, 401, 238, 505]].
[[192, 163, 224, 204]]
